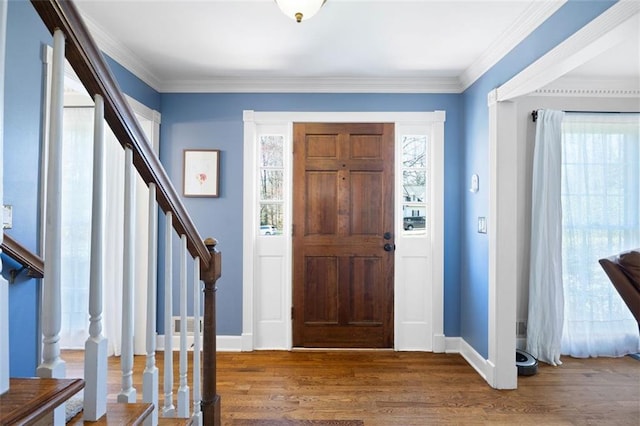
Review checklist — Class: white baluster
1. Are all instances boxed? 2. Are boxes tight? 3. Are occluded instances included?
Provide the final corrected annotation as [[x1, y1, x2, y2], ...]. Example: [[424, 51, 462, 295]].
[[143, 183, 159, 426], [118, 146, 136, 403], [0, 0, 9, 396], [37, 28, 66, 426], [163, 211, 175, 417], [178, 235, 190, 417], [192, 257, 202, 425], [83, 94, 108, 421]]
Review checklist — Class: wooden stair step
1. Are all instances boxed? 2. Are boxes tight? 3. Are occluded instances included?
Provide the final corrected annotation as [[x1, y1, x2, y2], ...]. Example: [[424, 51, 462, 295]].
[[158, 416, 194, 425], [67, 402, 153, 425], [0, 377, 85, 425]]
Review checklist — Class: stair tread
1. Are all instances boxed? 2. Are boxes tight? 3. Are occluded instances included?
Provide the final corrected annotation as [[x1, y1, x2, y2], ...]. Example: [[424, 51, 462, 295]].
[[158, 416, 194, 425], [0, 377, 84, 425], [67, 402, 153, 425]]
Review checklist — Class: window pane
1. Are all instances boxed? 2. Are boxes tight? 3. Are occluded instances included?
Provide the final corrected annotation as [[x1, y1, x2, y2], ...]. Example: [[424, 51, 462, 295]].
[[259, 170, 283, 200], [402, 171, 426, 202], [560, 113, 640, 356], [402, 135, 427, 168], [402, 204, 427, 233], [260, 135, 284, 167], [260, 203, 283, 235]]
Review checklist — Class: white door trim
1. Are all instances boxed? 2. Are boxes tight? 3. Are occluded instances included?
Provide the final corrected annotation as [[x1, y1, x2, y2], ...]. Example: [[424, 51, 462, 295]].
[[487, 1, 638, 389], [242, 111, 445, 351]]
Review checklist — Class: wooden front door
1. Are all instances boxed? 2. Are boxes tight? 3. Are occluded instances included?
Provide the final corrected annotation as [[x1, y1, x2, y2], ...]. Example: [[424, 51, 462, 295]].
[[292, 123, 394, 348]]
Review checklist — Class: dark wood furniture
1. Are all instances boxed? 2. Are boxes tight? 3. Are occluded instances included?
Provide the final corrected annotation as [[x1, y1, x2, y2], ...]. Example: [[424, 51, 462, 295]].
[[599, 249, 640, 324]]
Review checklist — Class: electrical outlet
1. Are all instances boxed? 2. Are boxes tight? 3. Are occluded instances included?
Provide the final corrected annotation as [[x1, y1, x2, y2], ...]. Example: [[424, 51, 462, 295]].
[[516, 321, 527, 337]]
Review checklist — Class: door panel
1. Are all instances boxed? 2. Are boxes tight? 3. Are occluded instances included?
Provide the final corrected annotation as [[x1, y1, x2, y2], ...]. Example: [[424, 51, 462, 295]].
[[293, 122, 394, 348], [304, 256, 339, 324]]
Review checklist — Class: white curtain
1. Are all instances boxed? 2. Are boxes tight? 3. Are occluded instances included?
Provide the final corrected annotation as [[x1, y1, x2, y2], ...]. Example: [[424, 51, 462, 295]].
[[60, 107, 94, 348], [60, 107, 125, 354], [103, 128, 125, 356], [560, 113, 640, 358], [60, 107, 150, 356], [527, 109, 565, 366]]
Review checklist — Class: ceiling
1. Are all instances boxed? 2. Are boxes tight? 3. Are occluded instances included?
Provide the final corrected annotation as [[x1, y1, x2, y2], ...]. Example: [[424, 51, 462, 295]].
[[73, 0, 639, 93]]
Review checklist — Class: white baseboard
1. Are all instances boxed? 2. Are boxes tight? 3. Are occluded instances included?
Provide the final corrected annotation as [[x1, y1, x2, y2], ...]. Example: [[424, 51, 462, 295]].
[[444, 336, 462, 354], [458, 338, 490, 383], [241, 333, 253, 352], [432, 333, 446, 353], [445, 336, 490, 384], [156, 335, 243, 352], [217, 336, 243, 352]]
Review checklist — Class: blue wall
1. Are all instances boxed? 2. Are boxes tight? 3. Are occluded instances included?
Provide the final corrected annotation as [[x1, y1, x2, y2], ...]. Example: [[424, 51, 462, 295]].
[[3, 0, 620, 375], [3, 0, 52, 377], [459, 0, 617, 357], [105, 55, 160, 112], [2, 0, 160, 376], [158, 93, 463, 336]]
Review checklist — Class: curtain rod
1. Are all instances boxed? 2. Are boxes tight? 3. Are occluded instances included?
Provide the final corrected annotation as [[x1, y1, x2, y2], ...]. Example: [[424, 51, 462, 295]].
[[531, 110, 634, 122]]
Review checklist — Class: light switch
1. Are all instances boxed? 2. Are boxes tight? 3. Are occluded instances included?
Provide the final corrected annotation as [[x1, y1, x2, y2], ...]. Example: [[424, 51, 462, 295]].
[[3, 205, 12, 229], [478, 217, 486, 234]]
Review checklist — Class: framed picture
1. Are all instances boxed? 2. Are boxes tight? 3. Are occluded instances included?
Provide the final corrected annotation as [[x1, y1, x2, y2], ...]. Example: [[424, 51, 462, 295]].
[[183, 149, 220, 197]]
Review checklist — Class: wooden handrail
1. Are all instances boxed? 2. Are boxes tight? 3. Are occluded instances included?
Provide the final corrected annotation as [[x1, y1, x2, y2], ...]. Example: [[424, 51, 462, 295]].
[[30, 0, 212, 277], [28, 2, 221, 424], [1, 233, 44, 279]]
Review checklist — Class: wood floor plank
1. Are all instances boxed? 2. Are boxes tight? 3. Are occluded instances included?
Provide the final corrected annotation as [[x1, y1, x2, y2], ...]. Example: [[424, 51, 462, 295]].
[[62, 349, 639, 425]]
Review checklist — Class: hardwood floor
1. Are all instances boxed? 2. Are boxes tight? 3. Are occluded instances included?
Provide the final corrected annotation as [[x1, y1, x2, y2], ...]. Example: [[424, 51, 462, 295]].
[[63, 349, 639, 425]]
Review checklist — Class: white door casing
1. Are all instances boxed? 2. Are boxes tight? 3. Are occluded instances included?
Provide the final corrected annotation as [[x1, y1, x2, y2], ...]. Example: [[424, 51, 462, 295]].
[[243, 111, 445, 351], [487, 1, 639, 390]]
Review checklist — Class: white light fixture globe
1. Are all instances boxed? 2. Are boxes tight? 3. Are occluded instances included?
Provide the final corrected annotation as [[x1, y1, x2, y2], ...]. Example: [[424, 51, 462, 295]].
[[275, 0, 327, 23]]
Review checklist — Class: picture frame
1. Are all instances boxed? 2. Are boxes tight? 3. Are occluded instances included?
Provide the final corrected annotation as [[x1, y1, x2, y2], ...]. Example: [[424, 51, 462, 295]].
[[183, 149, 220, 197]]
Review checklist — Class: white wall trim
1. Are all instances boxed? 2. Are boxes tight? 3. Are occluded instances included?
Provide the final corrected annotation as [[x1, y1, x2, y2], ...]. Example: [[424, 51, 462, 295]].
[[82, 16, 162, 91], [160, 77, 462, 94], [241, 111, 257, 352], [487, 0, 636, 392], [0, 0, 8, 395], [243, 111, 446, 353], [497, 2, 640, 102], [156, 335, 243, 352], [532, 77, 640, 97], [487, 91, 518, 390], [445, 337, 489, 383], [76, 2, 563, 94], [459, 0, 567, 91]]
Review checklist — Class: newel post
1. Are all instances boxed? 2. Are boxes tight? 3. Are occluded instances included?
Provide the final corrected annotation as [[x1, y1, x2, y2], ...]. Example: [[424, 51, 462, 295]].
[[201, 237, 221, 426]]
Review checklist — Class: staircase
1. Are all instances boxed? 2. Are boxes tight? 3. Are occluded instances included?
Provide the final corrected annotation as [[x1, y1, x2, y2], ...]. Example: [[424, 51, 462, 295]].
[[0, 0, 221, 424]]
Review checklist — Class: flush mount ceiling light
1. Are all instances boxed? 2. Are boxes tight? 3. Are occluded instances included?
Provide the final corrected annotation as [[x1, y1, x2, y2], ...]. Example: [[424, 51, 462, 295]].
[[275, 0, 327, 23]]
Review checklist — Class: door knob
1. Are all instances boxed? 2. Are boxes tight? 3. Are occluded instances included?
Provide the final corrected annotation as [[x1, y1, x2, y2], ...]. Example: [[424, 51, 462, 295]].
[[383, 232, 392, 240], [383, 243, 395, 252]]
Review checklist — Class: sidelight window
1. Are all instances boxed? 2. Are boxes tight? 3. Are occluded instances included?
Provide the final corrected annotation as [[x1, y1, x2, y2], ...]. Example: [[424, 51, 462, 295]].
[[258, 135, 285, 235], [401, 135, 428, 234]]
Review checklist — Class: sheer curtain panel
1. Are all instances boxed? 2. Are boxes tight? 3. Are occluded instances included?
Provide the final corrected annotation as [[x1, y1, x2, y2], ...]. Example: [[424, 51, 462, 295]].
[[560, 112, 640, 358], [527, 109, 565, 366]]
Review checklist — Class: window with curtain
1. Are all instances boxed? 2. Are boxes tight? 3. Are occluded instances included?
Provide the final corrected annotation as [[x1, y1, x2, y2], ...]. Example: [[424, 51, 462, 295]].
[[60, 107, 94, 348], [561, 112, 640, 357], [59, 104, 152, 355]]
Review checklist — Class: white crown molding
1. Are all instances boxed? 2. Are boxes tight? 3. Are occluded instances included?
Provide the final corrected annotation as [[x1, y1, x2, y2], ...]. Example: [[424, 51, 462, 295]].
[[158, 76, 463, 94], [532, 77, 640, 98], [81, 10, 463, 94], [458, 0, 567, 91], [82, 16, 162, 91], [497, 1, 640, 101]]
